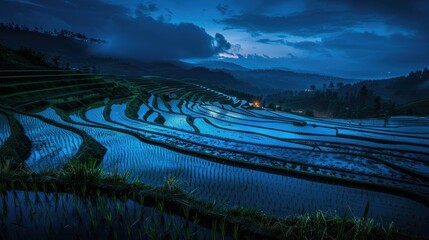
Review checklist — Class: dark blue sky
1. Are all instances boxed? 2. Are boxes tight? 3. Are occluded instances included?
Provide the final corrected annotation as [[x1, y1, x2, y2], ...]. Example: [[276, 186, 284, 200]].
[[1, 0, 428, 78]]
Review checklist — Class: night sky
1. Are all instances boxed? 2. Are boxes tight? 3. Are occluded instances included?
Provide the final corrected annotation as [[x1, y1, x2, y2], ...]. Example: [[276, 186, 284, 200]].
[[1, 0, 428, 78]]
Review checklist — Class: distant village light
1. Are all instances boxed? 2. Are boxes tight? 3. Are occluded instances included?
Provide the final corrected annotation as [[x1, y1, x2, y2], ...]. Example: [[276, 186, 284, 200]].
[[253, 101, 260, 108]]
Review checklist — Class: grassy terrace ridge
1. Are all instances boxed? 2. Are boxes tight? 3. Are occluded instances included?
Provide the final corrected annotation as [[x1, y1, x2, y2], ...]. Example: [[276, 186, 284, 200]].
[[125, 93, 150, 119], [0, 159, 419, 240], [186, 115, 201, 133], [0, 106, 106, 164], [160, 95, 173, 112], [124, 95, 201, 133], [0, 73, 89, 79], [0, 82, 114, 98], [0, 70, 132, 113], [0, 110, 31, 169], [143, 108, 155, 121], [0, 76, 103, 87]]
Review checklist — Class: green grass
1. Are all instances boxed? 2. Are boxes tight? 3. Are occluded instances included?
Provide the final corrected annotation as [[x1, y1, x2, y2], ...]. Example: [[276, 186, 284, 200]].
[[0, 111, 31, 169], [398, 98, 429, 115], [186, 116, 200, 133], [59, 158, 128, 184], [124, 92, 150, 119], [0, 162, 418, 240], [154, 113, 166, 124]]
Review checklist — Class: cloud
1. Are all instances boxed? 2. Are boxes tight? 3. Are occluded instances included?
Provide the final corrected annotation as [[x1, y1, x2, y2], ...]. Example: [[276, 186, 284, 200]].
[[94, 15, 232, 60], [217, 0, 429, 77], [0, 0, 231, 60], [1, 0, 427, 77], [225, 30, 429, 78], [257, 38, 286, 45], [216, 3, 229, 15], [283, 31, 427, 60], [213, 33, 231, 52], [226, 0, 293, 13], [135, 2, 159, 17], [219, 0, 429, 37], [258, 29, 429, 65], [219, 11, 360, 36]]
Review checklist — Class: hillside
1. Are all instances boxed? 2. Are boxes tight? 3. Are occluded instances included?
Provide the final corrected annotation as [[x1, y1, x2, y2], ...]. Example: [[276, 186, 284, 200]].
[[192, 60, 249, 71], [0, 25, 255, 93], [229, 69, 359, 92], [339, 69, 429, 104], [264, 68, 429, 117], [0, 24, 95, 59], [0, 44, 49, 70]]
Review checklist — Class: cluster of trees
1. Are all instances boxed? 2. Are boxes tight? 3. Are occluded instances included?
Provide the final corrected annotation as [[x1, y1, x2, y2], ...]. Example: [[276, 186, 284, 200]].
[[0, 22, 106, 44], [265, 85, 397, 118], [309, 82, 345, 91], [16, 47, 61, 68], [222, 89, 262, 103], [307, 85, 396, 118], [405, 68, 429, 81], [16, 47, 100, 72]]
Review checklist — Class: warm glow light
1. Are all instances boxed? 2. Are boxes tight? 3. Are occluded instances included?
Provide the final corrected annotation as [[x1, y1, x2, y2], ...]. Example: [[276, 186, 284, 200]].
[[253, 101, 260, 108]]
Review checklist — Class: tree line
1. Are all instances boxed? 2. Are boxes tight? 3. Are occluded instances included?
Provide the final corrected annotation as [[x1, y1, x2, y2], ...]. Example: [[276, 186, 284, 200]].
[[0, 22, 106, 44], [265, 84, 397, 118]]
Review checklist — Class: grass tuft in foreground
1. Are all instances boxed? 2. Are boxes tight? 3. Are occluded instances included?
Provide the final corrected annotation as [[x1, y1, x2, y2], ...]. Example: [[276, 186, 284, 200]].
[[59, 158, 129, 184], [0, 158, 422, 240]]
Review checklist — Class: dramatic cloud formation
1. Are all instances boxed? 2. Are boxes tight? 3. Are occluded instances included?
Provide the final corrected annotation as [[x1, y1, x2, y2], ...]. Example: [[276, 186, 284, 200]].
[[220, 0, 429, 36], [216, 3, 229, 15], [0, 0, 231, 60], [216, 0, 429, 77], [220, 11, 360, 36], [0, 0, 427, 77], [95, 15, 230, 60], [135, 2, 159, 17]]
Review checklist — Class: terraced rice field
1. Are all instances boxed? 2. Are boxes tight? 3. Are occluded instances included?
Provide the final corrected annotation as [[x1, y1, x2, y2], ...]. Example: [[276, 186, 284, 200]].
[[15, 114, 82, 172], [0, 189, 219, 239], [1, 70, 429, 236]]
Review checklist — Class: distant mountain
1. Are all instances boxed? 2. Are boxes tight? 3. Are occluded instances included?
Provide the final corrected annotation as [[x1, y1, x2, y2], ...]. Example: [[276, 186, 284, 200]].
[[123, 62, 254, 91], [193, 60, 249, 71], [228, 69, 359, 92]]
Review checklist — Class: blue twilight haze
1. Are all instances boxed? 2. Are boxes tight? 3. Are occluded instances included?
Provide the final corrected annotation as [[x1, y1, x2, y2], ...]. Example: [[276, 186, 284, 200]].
[[1, 0, 428, 78]]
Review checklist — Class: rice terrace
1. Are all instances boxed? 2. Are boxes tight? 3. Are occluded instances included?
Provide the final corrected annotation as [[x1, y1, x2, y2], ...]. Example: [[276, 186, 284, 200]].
[[1, 1, 429, 239]]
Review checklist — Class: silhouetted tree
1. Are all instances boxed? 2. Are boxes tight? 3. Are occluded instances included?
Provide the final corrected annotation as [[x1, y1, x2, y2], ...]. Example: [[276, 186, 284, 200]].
[[17, 47, 49, 66], [374, 96, 381, 115], [51, 56, 62, 68], [359, 85, 368, 99]]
